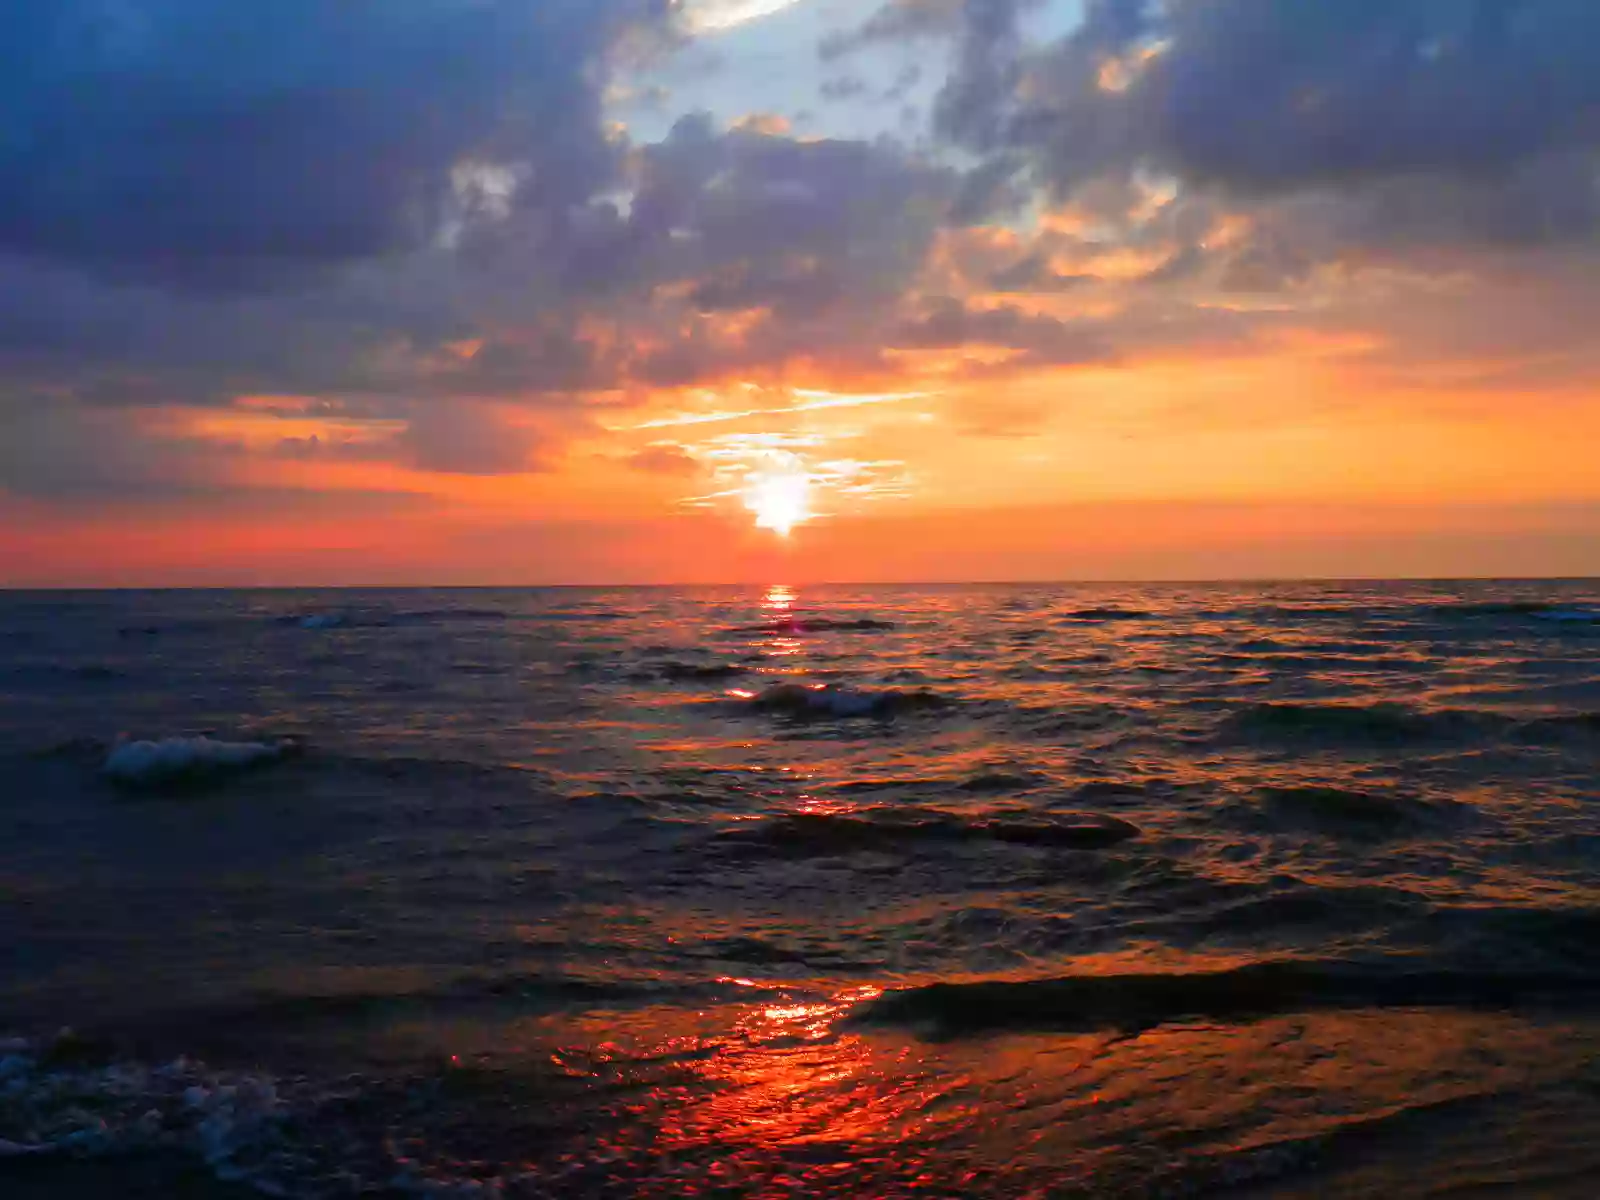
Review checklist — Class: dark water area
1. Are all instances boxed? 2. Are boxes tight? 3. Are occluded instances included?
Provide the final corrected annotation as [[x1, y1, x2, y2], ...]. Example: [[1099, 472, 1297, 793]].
[[3, 580, 1600, 1197]]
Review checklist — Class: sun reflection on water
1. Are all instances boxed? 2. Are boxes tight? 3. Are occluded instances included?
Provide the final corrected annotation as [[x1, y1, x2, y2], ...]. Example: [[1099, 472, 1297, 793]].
[[643, 982, 972, 1158], [752, 583, 805, 658]]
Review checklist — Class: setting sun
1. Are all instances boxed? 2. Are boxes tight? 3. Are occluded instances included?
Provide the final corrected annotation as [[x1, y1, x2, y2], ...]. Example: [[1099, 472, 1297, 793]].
[[745, 462, 812, 537]]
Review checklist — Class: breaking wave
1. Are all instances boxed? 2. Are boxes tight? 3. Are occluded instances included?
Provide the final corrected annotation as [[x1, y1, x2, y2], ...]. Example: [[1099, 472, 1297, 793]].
[[734, 682, 953, 719]]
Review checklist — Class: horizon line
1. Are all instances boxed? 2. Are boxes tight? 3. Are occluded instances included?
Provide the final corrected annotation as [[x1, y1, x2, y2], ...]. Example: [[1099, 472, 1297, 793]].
[[2, 574, 1597, 593]]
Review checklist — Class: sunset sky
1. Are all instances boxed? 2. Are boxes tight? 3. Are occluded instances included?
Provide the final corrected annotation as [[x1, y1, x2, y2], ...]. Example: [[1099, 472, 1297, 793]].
[[3, 0, 1599, 585]]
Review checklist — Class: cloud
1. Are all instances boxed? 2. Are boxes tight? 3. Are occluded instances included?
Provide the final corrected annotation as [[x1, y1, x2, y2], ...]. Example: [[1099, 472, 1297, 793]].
[[894, 296, 1107, 367], [0, 0, 975, 495], [12, 0, 1599, 542], [627, 444, 703, 475], [0, 398, 238, 499], [927, 0, 1600, 247], [0, 106, 969, 498], [396, 403, 547, 475], [819, 0, 970, 60], [0, 0, 673, 288], [276, 401, 556, 476], [987, 252, 1094, 292]]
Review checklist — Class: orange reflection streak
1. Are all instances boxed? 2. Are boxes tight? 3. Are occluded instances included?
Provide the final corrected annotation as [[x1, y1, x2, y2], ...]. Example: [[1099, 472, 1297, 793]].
[[764, 637, 805, 659], [641, 984, 962, 1155], [744, 583, 805, 658], [794, 792, 858, 816]]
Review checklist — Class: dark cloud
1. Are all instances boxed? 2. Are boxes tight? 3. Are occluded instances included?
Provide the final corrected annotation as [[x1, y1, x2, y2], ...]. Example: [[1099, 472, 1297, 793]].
[[628, 119, 952, 303], [1126, 0, 1600, 191], [988, 252, 1094, 292], [819, 0, 968, 60], [0, 110, 963, 484], [933, 0, 1600, 242], [0, 1, 972, 482], [932, 0, 1028, 150], [894, 296, 1107, 367], [0, 0, 672, 288]]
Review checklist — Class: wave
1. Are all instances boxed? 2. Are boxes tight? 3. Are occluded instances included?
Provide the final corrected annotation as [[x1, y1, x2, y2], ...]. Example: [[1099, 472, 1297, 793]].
[[1517, 711, 1600, 742], [528, 608, 629, 621], [1221, 701, 1600, 750], [850, 959, 1600, 1036], [727, 616, 897, 635], [736, 682, 952, 719], [1058, 607, 1155, 622], [1244, 785, 1470, 839], [1220, 702, 1497, 746], [0, 1031, 627, 1197], [102, 736, 299, 791], [1062, 779, 1153, 805], [1426, 600, 1597, 620], [1155, 881, 1432, 940], [281, 607, 514, 630], [0, 1034, 290, 1171], [709, 808, 1140, 860], [656, 660, 748, 682], [115, 618, 235, 638], [157, 971, 758, 1037], [957, 771, 1049, 793], [0, 663, 130, 684]]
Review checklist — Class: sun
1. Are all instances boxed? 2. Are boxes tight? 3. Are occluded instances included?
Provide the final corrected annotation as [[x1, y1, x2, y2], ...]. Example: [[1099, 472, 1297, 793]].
[[744, 464, 812, 537]]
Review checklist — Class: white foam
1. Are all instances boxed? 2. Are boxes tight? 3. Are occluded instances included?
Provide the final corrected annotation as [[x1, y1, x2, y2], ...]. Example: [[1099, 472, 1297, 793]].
[[0, 1034, 519, 1196], [103, 737, 285, 785]]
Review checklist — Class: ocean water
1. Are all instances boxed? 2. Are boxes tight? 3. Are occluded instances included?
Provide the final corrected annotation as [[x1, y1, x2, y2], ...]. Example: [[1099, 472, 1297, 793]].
[[2, 580, 1600, 1197]]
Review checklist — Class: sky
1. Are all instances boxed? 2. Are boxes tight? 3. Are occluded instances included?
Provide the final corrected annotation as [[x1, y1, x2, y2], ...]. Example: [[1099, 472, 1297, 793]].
[[3, 0, 1599, 586]]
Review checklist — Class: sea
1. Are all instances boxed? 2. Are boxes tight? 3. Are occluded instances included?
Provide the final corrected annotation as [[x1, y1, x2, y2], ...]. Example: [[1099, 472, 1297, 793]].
[[2, 580, 1600, 1198]]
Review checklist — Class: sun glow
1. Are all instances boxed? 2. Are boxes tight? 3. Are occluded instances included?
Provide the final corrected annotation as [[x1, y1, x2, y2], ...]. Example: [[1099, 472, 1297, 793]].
[[685, 0, 805, 33], [745, 463, 812, 536]]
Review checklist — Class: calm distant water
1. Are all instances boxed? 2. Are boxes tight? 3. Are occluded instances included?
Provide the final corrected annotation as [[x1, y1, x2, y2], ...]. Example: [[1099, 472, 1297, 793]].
[[3, 581, 1600, 1197]]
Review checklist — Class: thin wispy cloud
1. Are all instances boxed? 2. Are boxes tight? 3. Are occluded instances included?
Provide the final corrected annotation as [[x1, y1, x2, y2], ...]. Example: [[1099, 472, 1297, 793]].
[[621, 388, 933, 431]]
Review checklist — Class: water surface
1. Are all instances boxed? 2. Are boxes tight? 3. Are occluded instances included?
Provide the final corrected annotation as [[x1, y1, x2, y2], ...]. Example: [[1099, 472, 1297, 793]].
[[3, 581, 1600, 1196]]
